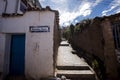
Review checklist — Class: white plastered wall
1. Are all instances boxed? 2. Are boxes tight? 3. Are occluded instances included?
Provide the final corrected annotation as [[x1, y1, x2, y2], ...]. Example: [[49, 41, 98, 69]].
[[0, 11, 55, 79], [0, 34, 6, 72]]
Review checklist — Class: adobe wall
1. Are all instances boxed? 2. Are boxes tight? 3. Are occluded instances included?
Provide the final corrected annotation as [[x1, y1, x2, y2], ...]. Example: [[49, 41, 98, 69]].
[[101, 18, 118, 79], [71, 14, 120, 79], [72, 18, 104, 61]]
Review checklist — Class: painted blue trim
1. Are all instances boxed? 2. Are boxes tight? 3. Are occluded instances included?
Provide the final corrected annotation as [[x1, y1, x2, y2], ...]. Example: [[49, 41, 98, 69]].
[[10, 34, 25, 75]]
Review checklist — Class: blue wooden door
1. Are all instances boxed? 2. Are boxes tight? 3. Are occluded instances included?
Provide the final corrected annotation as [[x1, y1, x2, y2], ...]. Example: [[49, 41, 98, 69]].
[[10, 35, 25, 75]]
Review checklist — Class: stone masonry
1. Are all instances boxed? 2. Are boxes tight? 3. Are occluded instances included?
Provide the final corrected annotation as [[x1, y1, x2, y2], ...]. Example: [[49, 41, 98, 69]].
[[71, 13, 120, 80]]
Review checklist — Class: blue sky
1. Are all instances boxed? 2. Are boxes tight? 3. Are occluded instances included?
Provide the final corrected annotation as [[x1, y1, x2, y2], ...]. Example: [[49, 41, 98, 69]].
[[39, 0, 120, 26]]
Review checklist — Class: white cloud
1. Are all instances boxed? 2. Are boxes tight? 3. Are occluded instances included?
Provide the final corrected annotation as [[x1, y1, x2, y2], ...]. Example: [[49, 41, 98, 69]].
[[39, 0, 45, 2], [64, 22, 71, 27], [102, 0, 120, 16], [59, 0, 103, 26], [92, 0, 103, 7], [79, 3, 92, 16], [116, 8, 120, 13], [60, 2, 92, 25], [39, 0, 103, 26], [51, 0, 65, 3], [75, 20, 78, 23], [102, 6, 116, 16]]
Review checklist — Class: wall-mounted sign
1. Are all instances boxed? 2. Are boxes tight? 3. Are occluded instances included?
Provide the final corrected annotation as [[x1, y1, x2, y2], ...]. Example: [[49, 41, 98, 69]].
[[30, 26, 50, 32]]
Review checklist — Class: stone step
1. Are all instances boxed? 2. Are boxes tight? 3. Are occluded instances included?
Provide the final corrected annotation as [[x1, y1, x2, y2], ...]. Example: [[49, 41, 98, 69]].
[[57, 65, 90, 70], [56, 70, 95, 80]]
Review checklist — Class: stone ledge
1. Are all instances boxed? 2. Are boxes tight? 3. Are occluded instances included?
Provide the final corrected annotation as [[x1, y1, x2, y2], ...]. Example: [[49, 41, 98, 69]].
[[56, 65, 90, 70], [56, 70, 95, 79]]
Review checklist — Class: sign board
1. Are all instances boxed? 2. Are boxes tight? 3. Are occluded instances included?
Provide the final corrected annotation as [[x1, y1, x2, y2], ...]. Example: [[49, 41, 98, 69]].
[[30, 26, 50, 32]]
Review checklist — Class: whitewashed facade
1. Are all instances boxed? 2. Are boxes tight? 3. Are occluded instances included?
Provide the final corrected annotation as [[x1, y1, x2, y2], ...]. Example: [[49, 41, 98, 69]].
[[0, 0, 59, 79]]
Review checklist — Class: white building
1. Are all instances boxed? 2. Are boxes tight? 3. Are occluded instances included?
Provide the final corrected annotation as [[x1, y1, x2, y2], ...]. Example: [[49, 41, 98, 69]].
[[0, 0, 60, 79]]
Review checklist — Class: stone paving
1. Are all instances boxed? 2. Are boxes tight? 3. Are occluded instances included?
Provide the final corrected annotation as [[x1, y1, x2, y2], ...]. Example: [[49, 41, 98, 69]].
[[57, 41, 88, 67], [56, 41, 95, 80]]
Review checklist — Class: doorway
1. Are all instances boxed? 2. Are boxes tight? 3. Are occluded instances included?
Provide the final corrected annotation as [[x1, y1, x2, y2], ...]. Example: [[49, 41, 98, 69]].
[[9, 34, 25, 75]]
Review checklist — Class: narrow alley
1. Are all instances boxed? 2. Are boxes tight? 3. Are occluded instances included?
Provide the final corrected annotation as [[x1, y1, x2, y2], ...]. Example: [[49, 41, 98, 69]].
[[55, 41, 96, 80], [0, 0, 120, 80]]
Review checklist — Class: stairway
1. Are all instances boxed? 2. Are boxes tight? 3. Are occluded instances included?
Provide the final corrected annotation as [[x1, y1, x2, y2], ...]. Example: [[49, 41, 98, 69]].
[[56, 65, 95, 80], [55, 41, 96, 80]]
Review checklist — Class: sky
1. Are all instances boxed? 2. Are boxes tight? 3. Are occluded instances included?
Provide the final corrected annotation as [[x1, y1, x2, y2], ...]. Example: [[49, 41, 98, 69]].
[[39, 0, 120, 26]]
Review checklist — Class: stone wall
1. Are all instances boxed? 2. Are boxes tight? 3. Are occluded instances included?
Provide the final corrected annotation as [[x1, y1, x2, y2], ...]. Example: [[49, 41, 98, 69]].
[[53, 11, 61, 73], [72, 18, 104, 61], [71, 13, 120, 80], [101, 18, 118, 79]]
